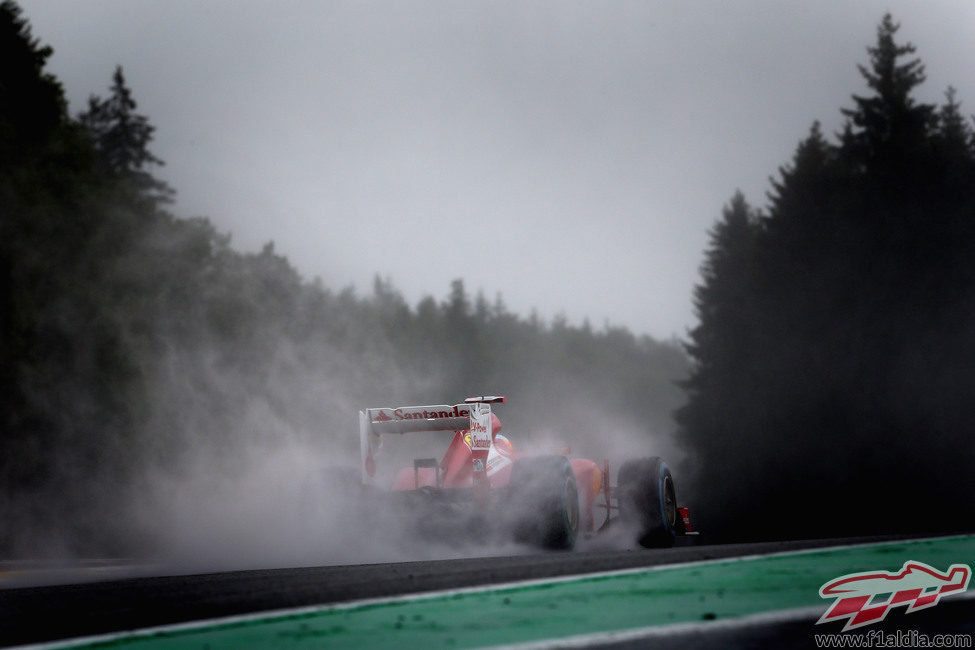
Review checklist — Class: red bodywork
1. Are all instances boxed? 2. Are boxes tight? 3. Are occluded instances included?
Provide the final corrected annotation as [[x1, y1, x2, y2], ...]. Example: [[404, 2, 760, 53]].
[[389, 428, 608, 535], [391, 430, 513, 489]]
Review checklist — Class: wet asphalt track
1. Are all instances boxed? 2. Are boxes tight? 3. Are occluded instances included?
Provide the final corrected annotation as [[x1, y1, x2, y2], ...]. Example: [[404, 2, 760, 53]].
[[2, 535, 973, 648]]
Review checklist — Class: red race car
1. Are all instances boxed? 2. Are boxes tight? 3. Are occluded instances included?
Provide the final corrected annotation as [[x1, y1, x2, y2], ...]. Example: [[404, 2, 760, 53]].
[[358, 396, 696, 549]]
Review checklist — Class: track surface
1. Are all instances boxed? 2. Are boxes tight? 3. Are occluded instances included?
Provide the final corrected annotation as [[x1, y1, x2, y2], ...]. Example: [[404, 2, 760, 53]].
[[2, 536, 973, 648]]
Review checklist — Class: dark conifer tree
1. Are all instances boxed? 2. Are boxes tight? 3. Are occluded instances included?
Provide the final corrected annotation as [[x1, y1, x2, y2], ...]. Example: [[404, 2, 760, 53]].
[[681, 191, 759, 386], [676, 191, 759, 502], [841, 15, 934, 177], [0, 0, 66, 167], [79, 66, 174, 208]]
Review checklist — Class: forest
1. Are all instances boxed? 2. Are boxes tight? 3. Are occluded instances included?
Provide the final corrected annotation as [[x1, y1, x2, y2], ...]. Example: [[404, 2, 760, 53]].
[[0, 1, 686, 556], [678, 15, 975, 540], [2, 3, 973, 557]]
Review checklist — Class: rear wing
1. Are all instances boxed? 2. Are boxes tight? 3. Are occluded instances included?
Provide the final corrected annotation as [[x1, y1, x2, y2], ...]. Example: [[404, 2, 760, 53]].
[[358, 396, 504, 484]]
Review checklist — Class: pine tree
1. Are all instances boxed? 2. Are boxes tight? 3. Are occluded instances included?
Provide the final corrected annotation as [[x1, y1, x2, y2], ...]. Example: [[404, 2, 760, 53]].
[[0, 0, 66, 167], [676, 191, 760, 501], [79, 66, 174, 208], [841, 14, 935, 176], [681, 191, 759, 382]]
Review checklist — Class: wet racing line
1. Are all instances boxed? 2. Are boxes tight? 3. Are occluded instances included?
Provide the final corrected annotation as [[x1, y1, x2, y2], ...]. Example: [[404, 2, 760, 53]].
[[6, 534, 974, 649]]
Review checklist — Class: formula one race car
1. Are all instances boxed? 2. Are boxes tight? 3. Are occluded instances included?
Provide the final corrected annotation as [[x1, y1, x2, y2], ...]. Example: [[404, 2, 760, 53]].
[[358, 396, 696, 549]]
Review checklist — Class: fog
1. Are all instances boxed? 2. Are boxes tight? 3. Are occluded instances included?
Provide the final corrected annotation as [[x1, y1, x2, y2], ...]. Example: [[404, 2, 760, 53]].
[[117, 389, 679, 572]]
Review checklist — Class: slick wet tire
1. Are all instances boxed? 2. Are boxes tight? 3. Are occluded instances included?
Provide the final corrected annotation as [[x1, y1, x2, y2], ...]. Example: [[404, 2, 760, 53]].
[[508, 455, 579, 550], [618, 456, 677, 548]]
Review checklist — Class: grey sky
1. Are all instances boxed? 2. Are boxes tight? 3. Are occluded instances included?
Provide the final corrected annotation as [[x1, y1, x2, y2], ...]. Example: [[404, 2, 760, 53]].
[[17, 1, 975, 338]]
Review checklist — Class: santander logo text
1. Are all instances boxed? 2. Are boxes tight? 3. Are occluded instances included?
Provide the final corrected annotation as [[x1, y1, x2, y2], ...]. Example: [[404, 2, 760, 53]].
[[373, 405, 471, 422], [817, 560, 970, 631]]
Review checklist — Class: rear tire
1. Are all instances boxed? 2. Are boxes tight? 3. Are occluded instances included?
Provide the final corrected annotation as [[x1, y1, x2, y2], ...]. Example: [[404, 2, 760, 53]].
[[508, 456, 579, 550], [618, 456, 677, 548]]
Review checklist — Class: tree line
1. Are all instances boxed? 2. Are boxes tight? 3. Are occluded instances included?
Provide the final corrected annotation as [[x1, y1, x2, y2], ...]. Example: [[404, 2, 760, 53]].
[[0, 2, 687, 556], [677, 15, 975, 540]]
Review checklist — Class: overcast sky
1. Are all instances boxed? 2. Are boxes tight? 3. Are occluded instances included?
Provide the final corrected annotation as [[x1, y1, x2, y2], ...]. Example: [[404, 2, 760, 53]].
[[17, 1, 975, 339]]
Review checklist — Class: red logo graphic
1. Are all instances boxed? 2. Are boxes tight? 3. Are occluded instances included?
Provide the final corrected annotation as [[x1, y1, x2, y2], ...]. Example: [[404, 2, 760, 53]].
[[374, 410, 393, 422], [817, 560, 970, 631]]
